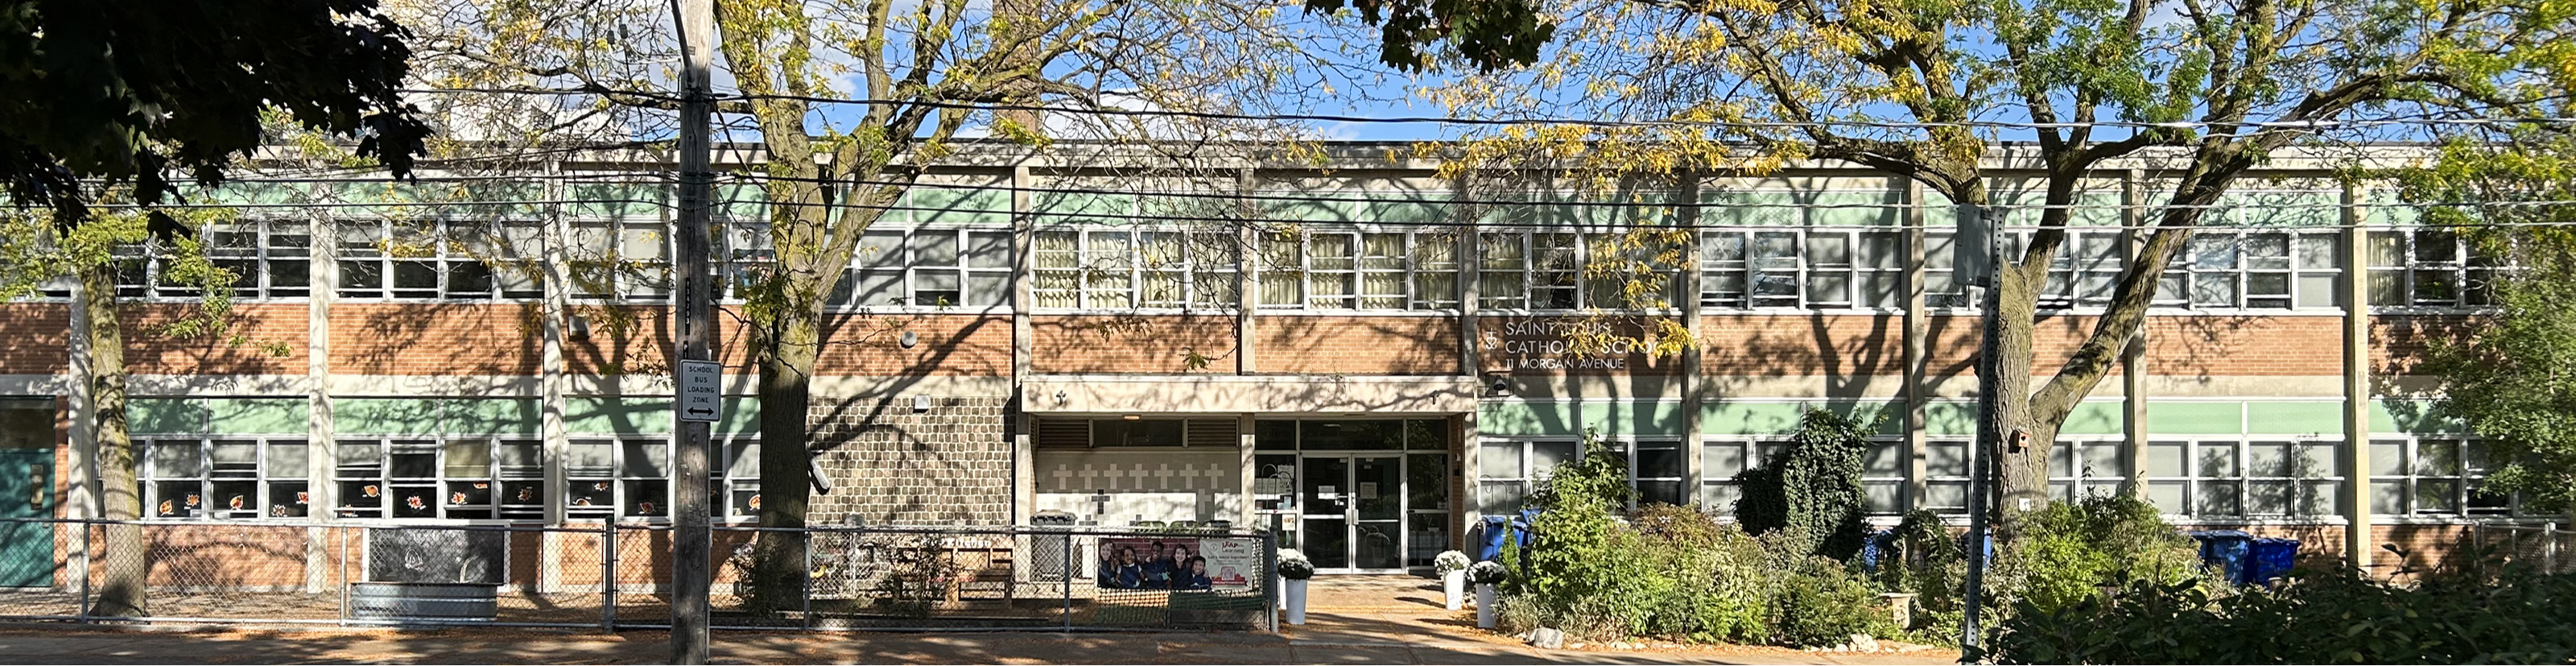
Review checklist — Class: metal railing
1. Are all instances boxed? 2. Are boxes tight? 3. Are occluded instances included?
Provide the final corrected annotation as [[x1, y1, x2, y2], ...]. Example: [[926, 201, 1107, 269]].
[[0, 518, 1278, 632], [2468, 522, 2574, 574]]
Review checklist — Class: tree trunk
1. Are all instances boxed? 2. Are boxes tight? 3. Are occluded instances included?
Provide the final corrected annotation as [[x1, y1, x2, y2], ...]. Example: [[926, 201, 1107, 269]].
[[1984, 253, 2047, 541], [749, 299, 821, 610], [77, 264, 146, 618]]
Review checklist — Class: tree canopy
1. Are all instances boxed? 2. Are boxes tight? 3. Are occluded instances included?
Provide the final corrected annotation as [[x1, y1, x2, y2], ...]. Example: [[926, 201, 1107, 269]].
[[0, 0, 430, 222], [1377, 0, 2576, 535]]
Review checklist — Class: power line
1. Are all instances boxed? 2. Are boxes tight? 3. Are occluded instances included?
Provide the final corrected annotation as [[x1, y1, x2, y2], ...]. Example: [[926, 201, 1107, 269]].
[[395, 85, 2576, 134]]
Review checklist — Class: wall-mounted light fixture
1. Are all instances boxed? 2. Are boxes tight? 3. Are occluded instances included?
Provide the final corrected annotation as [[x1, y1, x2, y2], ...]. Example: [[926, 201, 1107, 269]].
[[1121, 414, 1142, 420], [1481, 370, 1511, 397], [912, 395, 932, 413], [568, 314, 591, 342], [898, 329, 919, 349]]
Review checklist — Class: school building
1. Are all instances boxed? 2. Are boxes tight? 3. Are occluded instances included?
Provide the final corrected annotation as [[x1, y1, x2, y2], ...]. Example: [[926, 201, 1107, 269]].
[[0, 142, 2515, 581]]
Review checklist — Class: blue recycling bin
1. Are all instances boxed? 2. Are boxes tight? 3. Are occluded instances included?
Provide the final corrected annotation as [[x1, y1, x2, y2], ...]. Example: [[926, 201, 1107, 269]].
[[1860, 529, 1895, 571], [1478, 515, 1513, 561], [2248, 538, 2300, 585], [2186, 530, 2255, 585], [1476, 511, 1541, 561]]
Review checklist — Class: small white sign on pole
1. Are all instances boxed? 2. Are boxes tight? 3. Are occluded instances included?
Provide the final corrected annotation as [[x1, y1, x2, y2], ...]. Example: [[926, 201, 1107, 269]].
[[676, 360, 721, 423]]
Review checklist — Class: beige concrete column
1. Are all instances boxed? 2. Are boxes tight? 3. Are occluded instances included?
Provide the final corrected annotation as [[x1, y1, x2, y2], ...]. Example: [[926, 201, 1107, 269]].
[[2121, 171, 2149, 497], [2342, 180, 2374, 570], [305, 185, 338, 594], [1236, 167, 1258, 375], [1678, 174, 1708, 495], [1237, 413, 1257, 527], [1901, 178, 1931, 509], [537, 159, 572, 593], [1012, 163, 1038, 526]]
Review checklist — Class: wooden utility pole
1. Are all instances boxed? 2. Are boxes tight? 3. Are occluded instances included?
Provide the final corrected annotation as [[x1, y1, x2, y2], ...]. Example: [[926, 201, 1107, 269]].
[[670, 0, 716, 661]]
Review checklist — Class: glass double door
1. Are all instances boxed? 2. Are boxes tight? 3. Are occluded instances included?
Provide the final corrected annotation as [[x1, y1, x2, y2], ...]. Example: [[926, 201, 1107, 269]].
[[1299, 455, 1406, 572]]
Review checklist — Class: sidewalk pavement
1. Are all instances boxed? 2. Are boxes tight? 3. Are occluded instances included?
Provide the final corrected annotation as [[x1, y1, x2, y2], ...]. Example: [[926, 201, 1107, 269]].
[[0, 623, 1954, 665], [0, 577, 1961, 665]]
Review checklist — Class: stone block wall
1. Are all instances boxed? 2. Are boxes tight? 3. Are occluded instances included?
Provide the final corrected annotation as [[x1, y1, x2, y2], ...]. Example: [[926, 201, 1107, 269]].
[[806, 395, 1012, 526]]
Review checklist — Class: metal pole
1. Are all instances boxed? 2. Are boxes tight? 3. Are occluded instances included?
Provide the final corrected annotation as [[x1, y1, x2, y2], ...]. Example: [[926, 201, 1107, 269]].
[[602, 519, 617, 631], [1962, 202, 2001, 656], [669, 0, 716, 661], [1061, 530, 1074, 631]]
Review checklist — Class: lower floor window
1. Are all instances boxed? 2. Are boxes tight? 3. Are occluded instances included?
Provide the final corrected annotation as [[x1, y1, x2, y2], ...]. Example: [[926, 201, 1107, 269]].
[[142, 437, 309, 519], [1479, 437, 1686, 513]]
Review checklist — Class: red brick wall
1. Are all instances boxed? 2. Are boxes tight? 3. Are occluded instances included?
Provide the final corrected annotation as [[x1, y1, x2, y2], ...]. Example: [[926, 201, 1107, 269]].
[[2371, 314, 2477, 375], [1259, 316, 1457, 374], [1030, 314, 1235, 374], [814, 314, 1010, 376], [1921, 314, 2351, 378], [119, 303, 308, 376], [2142, 316, 2345, 376], [0, 304, 68, 374], [1703, 314, 1905, 376], [333, 303, 541, 375]]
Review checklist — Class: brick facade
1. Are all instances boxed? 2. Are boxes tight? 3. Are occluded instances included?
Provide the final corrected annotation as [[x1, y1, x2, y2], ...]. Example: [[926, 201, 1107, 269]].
[[1257, 316, 1458, 374], [1030, 314, 1234, 374]]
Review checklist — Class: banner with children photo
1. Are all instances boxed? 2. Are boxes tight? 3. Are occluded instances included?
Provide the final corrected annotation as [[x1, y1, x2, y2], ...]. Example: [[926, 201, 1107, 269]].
[[1095, 536, 1261, 590]]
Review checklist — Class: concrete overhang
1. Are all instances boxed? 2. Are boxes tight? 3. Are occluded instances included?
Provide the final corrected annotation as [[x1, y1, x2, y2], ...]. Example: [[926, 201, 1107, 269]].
[[1022, 374, 1483, 415]]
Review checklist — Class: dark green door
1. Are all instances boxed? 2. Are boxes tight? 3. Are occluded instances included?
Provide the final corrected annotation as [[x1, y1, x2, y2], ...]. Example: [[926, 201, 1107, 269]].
[[0, 402, 56, 588]]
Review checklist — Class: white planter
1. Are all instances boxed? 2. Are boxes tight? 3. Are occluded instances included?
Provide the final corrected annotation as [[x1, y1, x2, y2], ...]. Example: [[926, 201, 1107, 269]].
[[1475, 583, 1496, 628], [1443, 569, 1467, 610], [1283, 578, 1309, 625]]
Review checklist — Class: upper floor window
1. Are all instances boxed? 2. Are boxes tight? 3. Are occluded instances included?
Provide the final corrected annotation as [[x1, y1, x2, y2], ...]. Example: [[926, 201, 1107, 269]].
[[1037, 228, 1237, 310], [336, 218, 543, 301], [843, 226, 1012, 308], [1700, 229, 1902, 310], [1261, 229, 1455, 311], [2367, 229, 2508, 308]]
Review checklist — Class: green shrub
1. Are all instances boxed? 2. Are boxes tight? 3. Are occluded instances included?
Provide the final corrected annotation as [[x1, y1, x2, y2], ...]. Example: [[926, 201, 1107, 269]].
[[1989, 494, 2215, 616], [1985, 550, 2576, 664], [1770, 556, 1897, 647], [1734, 409, 1876, 561]]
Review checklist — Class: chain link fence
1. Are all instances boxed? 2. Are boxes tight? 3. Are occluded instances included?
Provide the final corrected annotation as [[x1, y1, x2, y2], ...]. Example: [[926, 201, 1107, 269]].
[[0, 519, 1276, 632], [2469, 522, 2575, 574]]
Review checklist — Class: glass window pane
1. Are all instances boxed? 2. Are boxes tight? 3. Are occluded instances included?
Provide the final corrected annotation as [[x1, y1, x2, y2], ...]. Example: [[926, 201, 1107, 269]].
[[1530, 441, 1578, 478], [2145, 441, 2186, 477], [2196, 442, 2240, 478], [2370, 441, 2407, 476], [266, 441, 308, 475], [618, 440, 668, 477], [2080, 442, 2125, 478], [443, 439, 492, 478], [1703, 442, 1745, 478]]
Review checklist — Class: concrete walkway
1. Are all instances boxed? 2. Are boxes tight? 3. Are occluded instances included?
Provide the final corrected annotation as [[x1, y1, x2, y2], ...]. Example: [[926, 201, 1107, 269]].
[[0, 577, 1960, 665]]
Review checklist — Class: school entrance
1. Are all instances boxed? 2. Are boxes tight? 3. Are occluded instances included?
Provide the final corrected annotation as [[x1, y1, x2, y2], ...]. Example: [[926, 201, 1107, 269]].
[[1253, 419, 1454, 574]]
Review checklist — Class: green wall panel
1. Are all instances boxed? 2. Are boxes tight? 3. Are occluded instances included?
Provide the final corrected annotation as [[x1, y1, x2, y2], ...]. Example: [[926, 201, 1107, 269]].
[[716, 398, 762, 436], [565, 397, 675, 435], [448, 398, 542, 435], [127, 399, 208, 435], [2247, 402, 2343, 436], [1579, 402, 1685, 437], [208, 399, 307, 435], [2370, 399, 2462, 434], [334, 398, 447, 435], [2059, 402, 2124, 436], [2148, 402, 2244, 435], [1924, 403, 1977, 436], [1700, 402, 1806, 436], [1478, 402, 1579, 437], [912, 187, 1009, 225]]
